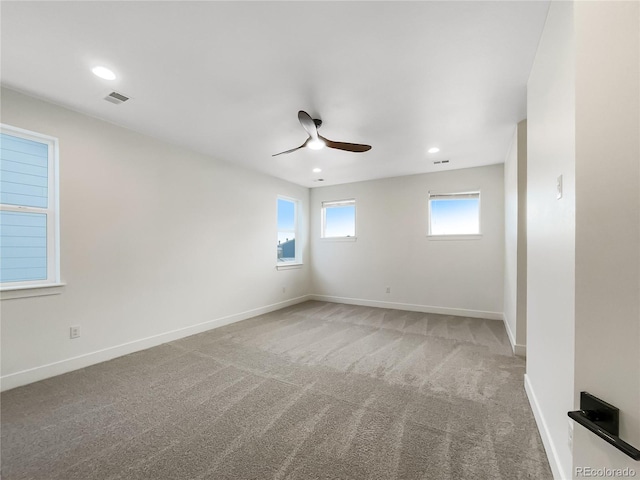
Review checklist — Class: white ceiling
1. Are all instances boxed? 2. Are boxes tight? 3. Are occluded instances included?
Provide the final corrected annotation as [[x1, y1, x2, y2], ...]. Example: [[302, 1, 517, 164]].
[[1, 1, 549, 188]]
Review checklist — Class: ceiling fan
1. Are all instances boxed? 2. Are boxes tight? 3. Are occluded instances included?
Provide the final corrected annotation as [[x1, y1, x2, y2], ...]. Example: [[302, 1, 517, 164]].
[[273, 110, 372, 157]]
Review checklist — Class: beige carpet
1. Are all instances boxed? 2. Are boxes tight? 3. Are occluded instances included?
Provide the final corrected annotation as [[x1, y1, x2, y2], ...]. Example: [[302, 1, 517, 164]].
[[1, 301, 552, 479]]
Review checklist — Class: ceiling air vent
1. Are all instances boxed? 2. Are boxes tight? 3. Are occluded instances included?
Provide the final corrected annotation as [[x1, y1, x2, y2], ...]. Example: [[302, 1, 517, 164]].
[[104, 91, 130, 105], [434, 160, 450, 165]]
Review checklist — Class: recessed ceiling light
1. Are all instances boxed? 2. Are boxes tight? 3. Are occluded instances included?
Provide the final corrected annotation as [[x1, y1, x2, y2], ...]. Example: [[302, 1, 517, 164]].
[[312, 168, 322, 173], [92, 66, 116, 80], [428, 147, 440, 154]]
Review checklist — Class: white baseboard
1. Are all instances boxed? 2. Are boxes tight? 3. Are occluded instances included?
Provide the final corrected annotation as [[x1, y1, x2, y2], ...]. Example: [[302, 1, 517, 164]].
[[0, 295, 311, 392], [524, 374, 568, 480], [502, 313, 527, 357], [309, 294, 503, 320]]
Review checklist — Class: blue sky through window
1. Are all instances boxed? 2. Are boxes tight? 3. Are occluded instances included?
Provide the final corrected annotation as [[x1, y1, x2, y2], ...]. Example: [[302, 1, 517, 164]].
[[277, 198, 295, 231], [277, 198, 296, 260], [430, 198, 479, 235], [277, 232, 295, 244], [325, 205, 355, 237]]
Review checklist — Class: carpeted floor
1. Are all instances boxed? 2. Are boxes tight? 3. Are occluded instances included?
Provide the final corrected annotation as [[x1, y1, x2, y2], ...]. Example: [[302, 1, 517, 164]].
[[1, 301, 552, 479]]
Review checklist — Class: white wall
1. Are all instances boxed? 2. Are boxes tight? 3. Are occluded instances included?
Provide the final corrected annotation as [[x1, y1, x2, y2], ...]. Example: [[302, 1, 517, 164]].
[[573, 0, 639, 475], [515, 121, 527, 351], [527, 3, 640, 478], [504, 128, 518, 343], [503, 120, 527, 356], [310, 165, 504, 318], [526, 2, 576, 479], [0, 88, 310, 390]]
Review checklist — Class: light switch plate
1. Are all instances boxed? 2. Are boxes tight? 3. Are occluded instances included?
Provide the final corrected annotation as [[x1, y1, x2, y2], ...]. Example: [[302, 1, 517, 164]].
[[557, 175, 563, 199]]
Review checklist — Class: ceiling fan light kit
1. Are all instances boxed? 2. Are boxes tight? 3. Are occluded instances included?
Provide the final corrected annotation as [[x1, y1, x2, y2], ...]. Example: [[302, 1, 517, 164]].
[[273, 110, 371, 157], [307, 138, 325, 150]]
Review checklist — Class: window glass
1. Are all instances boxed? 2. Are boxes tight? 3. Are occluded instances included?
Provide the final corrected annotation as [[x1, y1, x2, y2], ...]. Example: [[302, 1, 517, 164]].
[[277, 197, 298, 263], [429, 192, 480, 235], [0, 126, 58, 287], [0, 211, 47, 282], [322, 200, 356, 238], [0, 134, 49, 208]]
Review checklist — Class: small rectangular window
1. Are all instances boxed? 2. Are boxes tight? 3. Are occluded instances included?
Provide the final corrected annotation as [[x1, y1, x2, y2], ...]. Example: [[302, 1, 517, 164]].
[[1, 125, 59, 288], [277, 196, 299, 263], [322, 199, 356, 238], [428, 191, 480, 236]]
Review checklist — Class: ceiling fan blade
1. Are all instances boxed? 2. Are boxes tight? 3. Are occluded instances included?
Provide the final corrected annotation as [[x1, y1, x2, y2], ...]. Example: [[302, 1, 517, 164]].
[[272, 140, 308, 157], [320, 135, 371, 153], [298, 110, 318, 140]]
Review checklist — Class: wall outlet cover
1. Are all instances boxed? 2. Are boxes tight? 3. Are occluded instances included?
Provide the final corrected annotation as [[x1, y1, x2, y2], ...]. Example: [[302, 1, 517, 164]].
[[70, 326, 80, 339]]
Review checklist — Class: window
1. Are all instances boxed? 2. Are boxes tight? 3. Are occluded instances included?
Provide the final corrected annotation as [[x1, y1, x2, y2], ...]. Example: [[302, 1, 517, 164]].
[[1, 125, 59, 288], [321, 199, 356, 239], [428, 191, 480, 236], [277, 196, 299, 264]]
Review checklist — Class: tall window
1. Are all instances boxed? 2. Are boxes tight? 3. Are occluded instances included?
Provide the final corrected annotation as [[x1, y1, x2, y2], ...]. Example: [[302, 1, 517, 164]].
[[0, 125, 59, 287], [428, 191, 480, 236], [322, 199, 356, 238], [277, 196, 299, 263]]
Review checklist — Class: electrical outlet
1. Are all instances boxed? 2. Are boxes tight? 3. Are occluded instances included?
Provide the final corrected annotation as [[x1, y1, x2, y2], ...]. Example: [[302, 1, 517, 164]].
[[568, 419, 574, 449], [70, 326, 80, 339], [386, 287, 391, 294]]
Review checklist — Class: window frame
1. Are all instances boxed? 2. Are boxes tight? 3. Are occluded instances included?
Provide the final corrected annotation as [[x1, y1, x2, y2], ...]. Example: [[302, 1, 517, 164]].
[[321, 198, 357, 240], [276, 195, 301, 266], [427, 190, 482, 239], [0, 124, 60, 290]]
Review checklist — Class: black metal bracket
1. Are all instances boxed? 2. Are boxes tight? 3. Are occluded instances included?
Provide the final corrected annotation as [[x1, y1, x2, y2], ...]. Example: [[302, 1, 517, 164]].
[[568, 392, 640, 461]]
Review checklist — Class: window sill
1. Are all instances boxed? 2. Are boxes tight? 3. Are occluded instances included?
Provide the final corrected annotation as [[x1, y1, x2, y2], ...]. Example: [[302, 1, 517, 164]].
[[276, 263, 303, 271], [1, 282, 66, 300], [321, 237, 357, 242], [427, 234, 483, 241]]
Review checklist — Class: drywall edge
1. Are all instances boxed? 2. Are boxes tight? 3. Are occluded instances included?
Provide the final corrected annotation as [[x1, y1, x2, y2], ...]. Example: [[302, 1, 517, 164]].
[[503, 312, 526, 357], [525, 374, 567, 480]]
